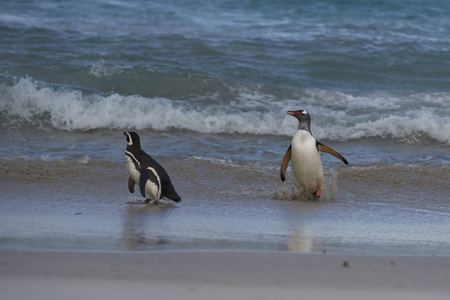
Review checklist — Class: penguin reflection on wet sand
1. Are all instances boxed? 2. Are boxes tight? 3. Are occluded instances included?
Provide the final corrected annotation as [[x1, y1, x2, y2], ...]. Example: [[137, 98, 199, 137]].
[[124, 131, 181, 205], [280, 110, 348, 200]]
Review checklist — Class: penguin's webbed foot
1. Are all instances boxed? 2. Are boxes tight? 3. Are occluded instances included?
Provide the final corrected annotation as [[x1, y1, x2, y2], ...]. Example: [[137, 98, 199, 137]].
[[144, 198, 160, 205], [314, 189, 323, 200]]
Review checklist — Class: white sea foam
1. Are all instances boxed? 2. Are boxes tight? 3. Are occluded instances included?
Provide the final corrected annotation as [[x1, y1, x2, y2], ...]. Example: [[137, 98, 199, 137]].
[[0, 13, 47, 29], [1, 77, 449, 144], [89, 60, 129, 79]]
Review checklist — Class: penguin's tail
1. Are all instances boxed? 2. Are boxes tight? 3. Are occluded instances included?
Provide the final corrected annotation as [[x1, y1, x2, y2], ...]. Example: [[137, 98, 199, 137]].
[[164, 189, 182, 203]]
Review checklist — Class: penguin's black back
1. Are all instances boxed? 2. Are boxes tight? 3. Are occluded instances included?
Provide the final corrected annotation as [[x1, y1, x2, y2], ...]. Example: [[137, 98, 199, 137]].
[[135, 149, 181, 202], [124, 131, 181, 202]]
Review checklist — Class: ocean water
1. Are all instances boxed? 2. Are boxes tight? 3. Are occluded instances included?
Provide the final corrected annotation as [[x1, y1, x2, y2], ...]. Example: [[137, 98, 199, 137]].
[[0, 0, 449, 255]]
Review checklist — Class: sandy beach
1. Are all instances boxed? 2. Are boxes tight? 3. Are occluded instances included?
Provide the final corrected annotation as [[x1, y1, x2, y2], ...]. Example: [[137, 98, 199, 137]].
[[1, 154, 449, 254], [1, 159, 449, 300], [2, 250, 450, 300]]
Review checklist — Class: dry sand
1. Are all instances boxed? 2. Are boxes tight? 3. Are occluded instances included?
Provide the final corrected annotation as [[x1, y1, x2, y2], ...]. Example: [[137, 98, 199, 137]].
[[1, 250, 449, 300]]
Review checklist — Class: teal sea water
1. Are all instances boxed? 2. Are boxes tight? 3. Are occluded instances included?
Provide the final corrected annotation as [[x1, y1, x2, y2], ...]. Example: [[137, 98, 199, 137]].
[[0, 0, 449, 255]]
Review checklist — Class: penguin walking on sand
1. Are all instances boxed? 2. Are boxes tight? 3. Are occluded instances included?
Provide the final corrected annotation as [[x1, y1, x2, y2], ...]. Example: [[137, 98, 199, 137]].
[[280, 110, 348, 199], [124, 131, 181, 205]]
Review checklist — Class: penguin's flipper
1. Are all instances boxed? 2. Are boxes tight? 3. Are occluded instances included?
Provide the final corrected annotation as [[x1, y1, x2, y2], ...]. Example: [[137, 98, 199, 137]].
[[317, 142, 348, 165], [139, 170, 149, 198], [128, 176, 135, 193], [280, 145, 292, 182]]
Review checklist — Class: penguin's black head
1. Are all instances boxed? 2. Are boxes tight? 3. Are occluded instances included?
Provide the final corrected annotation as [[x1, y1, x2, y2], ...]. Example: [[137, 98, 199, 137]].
[[123, 131, 141, 149], [287, 109, 311, 132]]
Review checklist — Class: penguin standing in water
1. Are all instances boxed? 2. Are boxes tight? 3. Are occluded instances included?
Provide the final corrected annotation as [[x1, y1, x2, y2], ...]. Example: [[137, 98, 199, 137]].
[[124, 132, 181, 204], [280, 110, 348, 199]]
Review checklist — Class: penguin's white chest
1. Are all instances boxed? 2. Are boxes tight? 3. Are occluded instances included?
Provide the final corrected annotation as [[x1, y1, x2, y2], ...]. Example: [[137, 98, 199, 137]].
[[144, 167, 162, 200], [125, 151, 162, 201], [125, 152, 141, 184], [290, 130, 324, 193]]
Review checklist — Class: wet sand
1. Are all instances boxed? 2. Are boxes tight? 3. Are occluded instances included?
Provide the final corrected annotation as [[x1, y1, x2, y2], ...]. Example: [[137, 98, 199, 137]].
[[1, 158, 449, 254], [2, 250, 450, 300], [1, 157, 449, 299]]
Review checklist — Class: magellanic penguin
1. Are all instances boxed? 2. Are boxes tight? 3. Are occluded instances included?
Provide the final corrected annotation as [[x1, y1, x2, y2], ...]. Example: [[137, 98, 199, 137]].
[[280, 110, 348, 199], [124, 132, 181, 205]]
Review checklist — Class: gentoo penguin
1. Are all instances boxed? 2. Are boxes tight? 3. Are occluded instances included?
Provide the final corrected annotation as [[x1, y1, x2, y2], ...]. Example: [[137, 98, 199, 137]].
[[124, 131, 181, 204], [280, 110, 348, 199]]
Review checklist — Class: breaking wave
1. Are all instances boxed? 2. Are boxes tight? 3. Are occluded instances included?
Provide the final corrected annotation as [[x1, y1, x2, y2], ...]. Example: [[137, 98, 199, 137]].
[[0, 77, 449, 144]]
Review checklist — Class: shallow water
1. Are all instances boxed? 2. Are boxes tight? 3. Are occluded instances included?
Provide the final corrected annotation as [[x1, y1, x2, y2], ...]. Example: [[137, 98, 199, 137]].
[[0, 135, 449, 255]]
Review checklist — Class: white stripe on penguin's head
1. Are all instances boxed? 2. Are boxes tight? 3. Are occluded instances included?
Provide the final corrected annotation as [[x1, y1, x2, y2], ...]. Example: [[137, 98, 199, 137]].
[[123, 131, 142, 149], [124, 132, 133, 146]]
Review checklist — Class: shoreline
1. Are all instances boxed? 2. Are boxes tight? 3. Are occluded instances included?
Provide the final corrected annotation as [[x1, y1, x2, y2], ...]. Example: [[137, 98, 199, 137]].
[[2, 250, 450, 300], [1, 159, 449, 256]]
